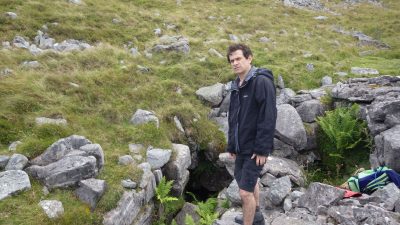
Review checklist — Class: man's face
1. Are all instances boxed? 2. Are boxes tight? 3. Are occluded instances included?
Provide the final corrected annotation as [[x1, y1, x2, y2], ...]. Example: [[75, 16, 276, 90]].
[[229, 50, 253, 77]]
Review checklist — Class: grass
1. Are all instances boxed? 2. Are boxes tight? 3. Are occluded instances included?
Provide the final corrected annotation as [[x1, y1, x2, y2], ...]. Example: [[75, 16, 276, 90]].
[[0, 0, 399, 224]]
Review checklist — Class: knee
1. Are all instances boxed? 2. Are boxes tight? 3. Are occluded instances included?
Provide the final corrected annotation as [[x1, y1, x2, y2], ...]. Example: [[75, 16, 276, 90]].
[[239, 189, 253, 201]]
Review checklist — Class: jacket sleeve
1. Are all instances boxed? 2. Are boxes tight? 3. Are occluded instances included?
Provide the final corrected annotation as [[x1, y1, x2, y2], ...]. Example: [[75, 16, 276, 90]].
[[254, 73, 277, 156], [226, 92, 235, 154]]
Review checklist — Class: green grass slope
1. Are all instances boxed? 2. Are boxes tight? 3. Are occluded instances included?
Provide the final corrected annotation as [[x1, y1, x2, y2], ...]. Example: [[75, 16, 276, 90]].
[[0, 0, 399, 224]]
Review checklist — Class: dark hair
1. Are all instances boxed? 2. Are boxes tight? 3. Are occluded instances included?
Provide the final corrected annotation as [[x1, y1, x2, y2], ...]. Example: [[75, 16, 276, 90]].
[[226, 43, 253, 63]]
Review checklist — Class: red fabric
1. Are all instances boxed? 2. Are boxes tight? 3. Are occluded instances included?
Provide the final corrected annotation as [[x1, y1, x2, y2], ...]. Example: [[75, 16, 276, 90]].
[[343, 190, 362, 198]]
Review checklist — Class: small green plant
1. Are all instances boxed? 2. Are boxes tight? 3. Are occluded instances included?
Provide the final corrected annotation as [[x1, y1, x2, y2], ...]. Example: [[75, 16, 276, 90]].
[[316, 104, 371, 174], [196, 198, 219, 225], [154, 176, 178, 225], [184, 215, 196, 225]]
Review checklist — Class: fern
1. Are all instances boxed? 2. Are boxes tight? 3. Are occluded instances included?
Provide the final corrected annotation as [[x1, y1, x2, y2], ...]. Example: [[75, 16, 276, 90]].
[[196, 198, 219, 225], [156, 177, 178, 205], [154, 176, 178, 225], [316, 104, 371, 173], [185, 215, 196, 225]]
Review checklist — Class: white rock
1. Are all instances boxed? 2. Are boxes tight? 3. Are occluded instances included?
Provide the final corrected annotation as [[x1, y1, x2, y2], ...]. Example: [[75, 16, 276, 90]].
[[38, 200, 64, 218]]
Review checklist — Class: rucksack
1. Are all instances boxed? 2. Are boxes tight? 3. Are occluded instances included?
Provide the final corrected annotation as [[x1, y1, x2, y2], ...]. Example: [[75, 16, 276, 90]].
[[347, 166, 400, 194]]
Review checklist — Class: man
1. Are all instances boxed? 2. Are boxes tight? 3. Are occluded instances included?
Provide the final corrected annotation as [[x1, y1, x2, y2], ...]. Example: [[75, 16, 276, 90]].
[[226, 44, 277, 225]]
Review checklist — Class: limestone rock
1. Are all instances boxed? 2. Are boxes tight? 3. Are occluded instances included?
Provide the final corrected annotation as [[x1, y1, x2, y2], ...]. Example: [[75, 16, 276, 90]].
[[298, 182, 345, 213], [130, 109, 159, 128], [175, 202, 200, 225], [5, 154, 28, 170], [26, 155, 97, 189], [0, 170, 31, 200], [275, 104, 307, 150], [30, 135, 92, 166], [75, 178, 107, 210], [146, 148, 172, 169], [38, 200, 64, 219], [196, 83, 225, 107]]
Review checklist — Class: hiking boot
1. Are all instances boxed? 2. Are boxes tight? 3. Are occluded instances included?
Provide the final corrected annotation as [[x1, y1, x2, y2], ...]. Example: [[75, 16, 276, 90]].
[[234, 211, 264, 224]]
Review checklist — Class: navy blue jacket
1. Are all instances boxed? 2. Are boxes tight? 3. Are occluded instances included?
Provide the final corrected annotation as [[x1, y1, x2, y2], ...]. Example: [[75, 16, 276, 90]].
[[227, 67, 277, 156]]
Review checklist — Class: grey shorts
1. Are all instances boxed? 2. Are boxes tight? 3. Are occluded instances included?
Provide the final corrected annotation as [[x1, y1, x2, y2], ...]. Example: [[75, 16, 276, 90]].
[[234, 154, 263, 193]]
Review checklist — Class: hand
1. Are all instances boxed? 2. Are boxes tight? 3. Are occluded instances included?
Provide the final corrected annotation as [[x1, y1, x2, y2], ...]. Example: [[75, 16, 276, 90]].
[[230, 153, 236, 159], [251, 154, 267, 166]]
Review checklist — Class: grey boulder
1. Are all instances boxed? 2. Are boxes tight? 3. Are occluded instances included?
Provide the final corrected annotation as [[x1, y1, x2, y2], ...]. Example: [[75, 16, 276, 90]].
[[0, 170, 31, 200], [298, 182, 345, 213], [130, 109, 159, 128], [275, 104, 307, 150], [38, 200, 64, 219], [75, 178, 107, 210], [5, 154, 28, 170], [26, 155, 97, 189], [196, 83, 225, 107]]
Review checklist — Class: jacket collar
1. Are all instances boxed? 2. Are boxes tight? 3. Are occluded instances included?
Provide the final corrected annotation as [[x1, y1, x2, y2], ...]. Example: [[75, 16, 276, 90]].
[[232, 66, 257, 90]]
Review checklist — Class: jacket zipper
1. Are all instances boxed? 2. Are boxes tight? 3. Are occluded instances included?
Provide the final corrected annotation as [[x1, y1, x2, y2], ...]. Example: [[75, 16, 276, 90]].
[[234, 77, 253, 154]]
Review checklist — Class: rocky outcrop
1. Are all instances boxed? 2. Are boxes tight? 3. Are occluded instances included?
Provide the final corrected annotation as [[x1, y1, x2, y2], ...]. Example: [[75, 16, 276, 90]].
[[216, 181, 400, 225], [26, 135, 103, 189], [11, 32, 92, 55], [283, 0, 325, 11], [27, 155, 98, 189], [163, 144, 191, 196], [330, 75, 400, 172], [103, 162, 156, 225], [371, 125, 400, 172], [149, 35, 189, 54]]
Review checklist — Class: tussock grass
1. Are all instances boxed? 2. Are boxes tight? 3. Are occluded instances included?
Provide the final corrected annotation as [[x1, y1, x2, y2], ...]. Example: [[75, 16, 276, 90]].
[[0, 0, 399, 224]]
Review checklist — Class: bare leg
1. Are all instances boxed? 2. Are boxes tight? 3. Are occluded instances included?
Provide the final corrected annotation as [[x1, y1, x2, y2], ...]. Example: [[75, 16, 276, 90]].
[[240, 189, 256, 225], [254, 182, 260, 208]]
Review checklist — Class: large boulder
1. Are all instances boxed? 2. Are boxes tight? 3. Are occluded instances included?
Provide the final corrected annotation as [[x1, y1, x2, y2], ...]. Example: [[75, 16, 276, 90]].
[[75, 178, 107, 210], [163, 144, 191, 196], [266, 176, 292, 205], [30, 135, 92, 166], [103, 190, 145, 225], [261, 156, 305, 187], [371, 125, 400, 172], [196, 83, 225, 107], [0, 170, 31, 200], [276, 88, 296, 105], [225, 180, 241, 206], [296, 99, 325, 123], [218, 153, 235, 177], [272, 138, 296, 158], [371, 182, 400, 211], [26, 155, 98, 189], [5, 153, 28, 170], [275, 104, 307, 151], [104, 163, 156, 225], [146, 148, 172, 169], [297, 182, 345, 213], [163, 144, 191, 180]]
